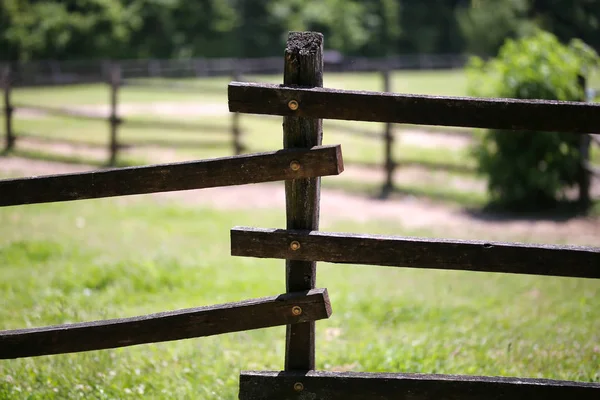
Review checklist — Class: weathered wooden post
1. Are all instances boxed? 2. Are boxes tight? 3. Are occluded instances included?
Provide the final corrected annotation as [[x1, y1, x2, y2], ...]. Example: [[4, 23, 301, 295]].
[[232, 70, 243, 155], [578, 75, 591, 208], [283, 31, 323, 370], [108, 63, 121, 166], [3, 65, 14, 152], [382, 69, 394, 192]]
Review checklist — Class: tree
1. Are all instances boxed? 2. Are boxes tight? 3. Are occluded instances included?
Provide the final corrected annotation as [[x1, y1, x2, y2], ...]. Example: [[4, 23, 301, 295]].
[[467, 31, 599, 210]]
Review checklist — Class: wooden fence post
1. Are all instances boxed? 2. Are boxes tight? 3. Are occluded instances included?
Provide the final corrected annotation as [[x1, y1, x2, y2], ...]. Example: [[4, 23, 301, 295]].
[[578, 75, 591, 208], [108, 63, 121, 166], [232, 70, 243, 155], [382, 69, 394, 192], [283, 31, 323, 371], [3, 65, 14, 152]]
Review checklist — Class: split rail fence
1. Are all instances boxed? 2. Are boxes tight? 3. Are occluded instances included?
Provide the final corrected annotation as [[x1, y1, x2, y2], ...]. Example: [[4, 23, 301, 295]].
[[1, 65, 245, 166], [227, 32, 600, 398], [1, 31, 600, 399], [3, 61, 598, 199]]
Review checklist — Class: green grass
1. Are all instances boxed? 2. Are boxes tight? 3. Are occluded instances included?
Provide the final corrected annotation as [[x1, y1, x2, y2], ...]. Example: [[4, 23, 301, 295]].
[[0, 197, 598, 399]]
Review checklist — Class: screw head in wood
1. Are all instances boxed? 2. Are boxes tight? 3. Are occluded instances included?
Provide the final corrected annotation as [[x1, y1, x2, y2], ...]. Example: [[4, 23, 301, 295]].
[[288, 100, 299, 110], [290, 241, 301, 251], [293, 382, 304, 392], [289, 160, 301, 171], [292, 306, 303, 316]]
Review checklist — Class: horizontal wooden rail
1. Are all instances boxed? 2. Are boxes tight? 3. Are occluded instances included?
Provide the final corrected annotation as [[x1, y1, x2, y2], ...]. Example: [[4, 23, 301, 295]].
[[228, 82, 600, 133], [13, 103, 111, 122], [238, 371, 600, 400], [120, 139, 229, 150], [230, 228, 600, 279], [123, 118, 226, 133], [0, 145, 343, 207], [0, 289, 332, 359]]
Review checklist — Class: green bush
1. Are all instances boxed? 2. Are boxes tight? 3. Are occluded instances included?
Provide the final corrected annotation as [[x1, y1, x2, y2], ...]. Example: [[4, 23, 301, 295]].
[[467, 31, 599, 210]]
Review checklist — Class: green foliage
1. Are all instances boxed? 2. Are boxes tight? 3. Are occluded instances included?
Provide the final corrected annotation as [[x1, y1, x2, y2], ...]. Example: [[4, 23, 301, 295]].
[[467, 31, 599, 210], [457, 0, 535, 56], [2, 1, 600, 60]]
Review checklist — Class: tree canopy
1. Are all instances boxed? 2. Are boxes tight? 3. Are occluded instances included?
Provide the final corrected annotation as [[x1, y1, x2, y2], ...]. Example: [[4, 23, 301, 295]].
[[1, 0, 598, 61]]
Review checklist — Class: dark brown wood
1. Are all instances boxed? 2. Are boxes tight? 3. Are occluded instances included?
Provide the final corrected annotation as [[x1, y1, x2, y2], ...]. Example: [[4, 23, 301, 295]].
[[238, 370, 600, 400], [0, 145, 343, 207], [109, 63, 121, 166], [382, 69, 394, 191], [228, 82, 600, 133], [283, 31, 324, 371], [3, 65, 13, 151], [230, 228, 600, 279], [0, 289, 332, 359], [232, 70, 243, 155]]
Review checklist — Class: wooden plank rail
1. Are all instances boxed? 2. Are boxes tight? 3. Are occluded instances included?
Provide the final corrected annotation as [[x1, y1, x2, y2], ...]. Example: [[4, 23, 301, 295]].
[[228, 82, 600, 133], [0, 289, 332, 359], [238, 371, 600, 400], [0, 145, 343, 207], [230, 228, 600, 279], [13, 103, 112, 122]]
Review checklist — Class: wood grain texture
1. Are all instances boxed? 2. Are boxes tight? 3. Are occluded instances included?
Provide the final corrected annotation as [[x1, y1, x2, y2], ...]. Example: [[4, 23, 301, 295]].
[[0, 145, 343, 207], [228, 82, 600, 133], [230, 227, 600, 279], [238, 370, 600, 400], [0, 289, 332, 359], [283, 31, 324, 371]]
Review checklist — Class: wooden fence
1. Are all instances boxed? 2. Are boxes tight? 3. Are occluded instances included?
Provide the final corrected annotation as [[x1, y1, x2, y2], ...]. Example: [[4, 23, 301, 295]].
[[0, 143, 343, 359], [1, 64, 245, 165], [1, 31, 600, 398], [226, 32, 600, 399]]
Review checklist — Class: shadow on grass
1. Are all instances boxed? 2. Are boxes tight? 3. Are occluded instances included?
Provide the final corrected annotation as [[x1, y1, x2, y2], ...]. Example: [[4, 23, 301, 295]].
[[463, 199, 599, 223]]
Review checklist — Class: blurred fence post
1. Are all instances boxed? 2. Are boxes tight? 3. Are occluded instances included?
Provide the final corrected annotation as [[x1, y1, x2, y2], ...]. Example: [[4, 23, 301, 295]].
[[382, 68, 394, 192], [108, 63, 121, 166], [3, 65, 14, 152], [232, 70, 243, 155], [578, 75, 591, 208]]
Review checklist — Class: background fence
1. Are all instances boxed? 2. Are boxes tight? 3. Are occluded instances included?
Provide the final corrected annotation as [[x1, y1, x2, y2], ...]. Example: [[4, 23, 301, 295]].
[[2, 59, 599, 203]]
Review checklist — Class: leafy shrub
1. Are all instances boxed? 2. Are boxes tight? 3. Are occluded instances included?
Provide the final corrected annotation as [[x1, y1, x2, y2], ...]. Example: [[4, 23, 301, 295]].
[[467, 31, 599, 210]]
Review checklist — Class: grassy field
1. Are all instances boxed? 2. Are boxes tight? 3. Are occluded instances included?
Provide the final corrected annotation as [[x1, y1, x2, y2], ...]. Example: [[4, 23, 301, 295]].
[[0, 196, 598, 399]]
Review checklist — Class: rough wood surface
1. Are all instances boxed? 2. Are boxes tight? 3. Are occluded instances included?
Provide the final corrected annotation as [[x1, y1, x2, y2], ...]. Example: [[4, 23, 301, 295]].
[[238, 370, 600, 400], [283, 31, 324, 371], [228, 82, 600, 133], [230, 227, 600, 279], [0, 289, 332, 359], [0, 145, 343, 207]]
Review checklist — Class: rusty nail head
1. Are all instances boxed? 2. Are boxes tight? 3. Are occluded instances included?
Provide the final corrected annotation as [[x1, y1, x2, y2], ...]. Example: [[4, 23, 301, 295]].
[[290, 160, 301, 171], [290, 241, 301, 251], [288, 100, 299, 110], [292, 306, 303, 316], [293, 382, 304, 392]]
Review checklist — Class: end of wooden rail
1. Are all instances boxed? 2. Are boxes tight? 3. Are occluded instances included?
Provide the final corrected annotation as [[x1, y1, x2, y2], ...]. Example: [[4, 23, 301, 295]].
[[0, 288, 332, 359]]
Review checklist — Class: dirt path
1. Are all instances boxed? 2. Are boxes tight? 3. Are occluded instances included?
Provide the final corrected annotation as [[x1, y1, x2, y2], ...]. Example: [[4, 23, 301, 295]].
[[2, 156, 598, 246]]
